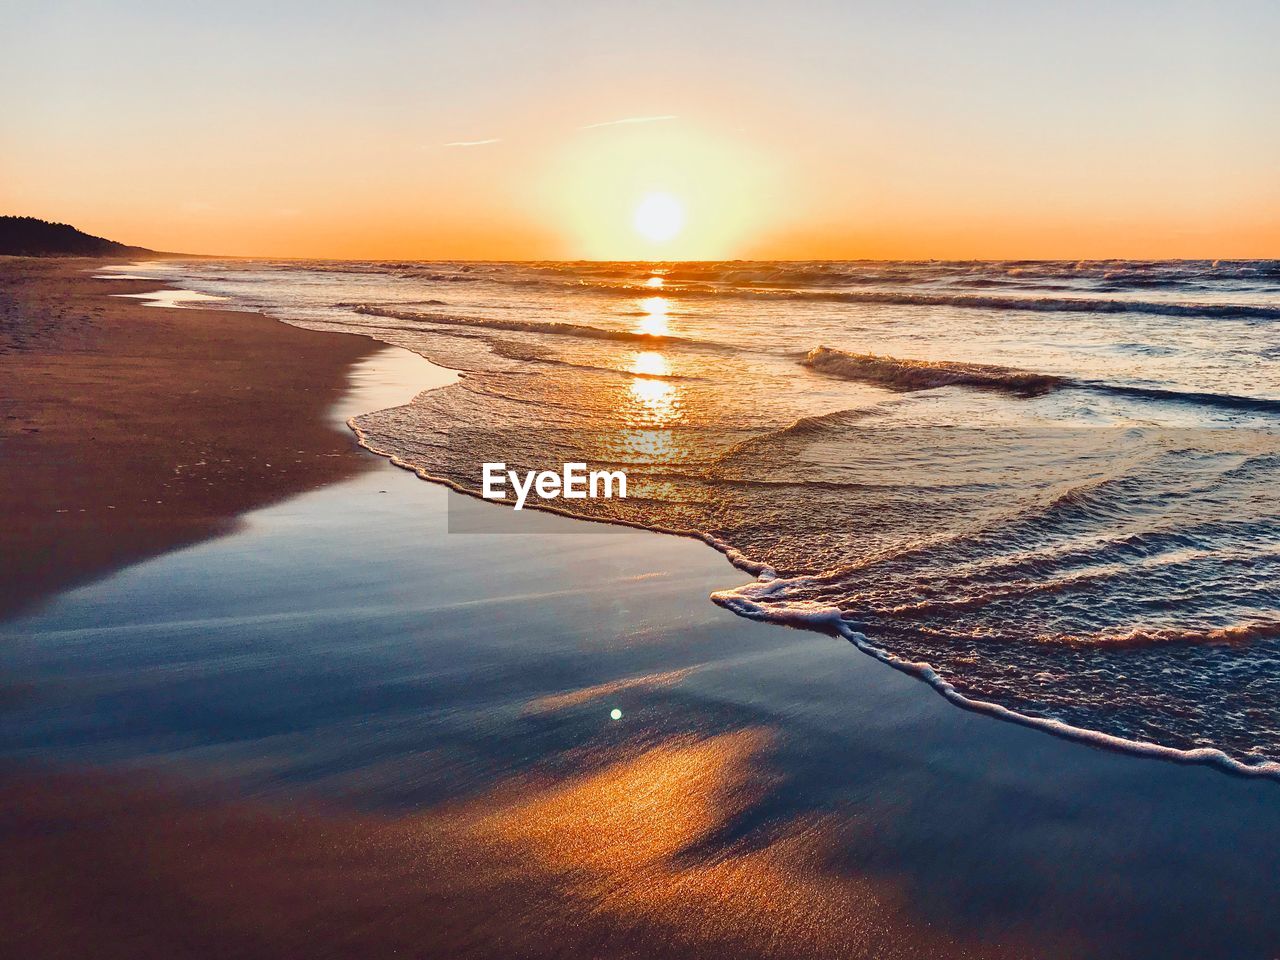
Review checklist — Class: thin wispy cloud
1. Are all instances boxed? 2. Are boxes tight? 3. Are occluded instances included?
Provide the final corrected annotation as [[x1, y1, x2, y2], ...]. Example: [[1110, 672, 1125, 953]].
[[579, 114, 677, 130], [437, 117, 675, 149]]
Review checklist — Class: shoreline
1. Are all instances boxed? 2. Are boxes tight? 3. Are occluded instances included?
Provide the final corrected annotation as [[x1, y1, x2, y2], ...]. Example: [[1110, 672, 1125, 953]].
[[10, 255, 1272, 779], [356, 391, 1280, 782], [0, 257, 381, 621], [311, 267, 1280, 783]]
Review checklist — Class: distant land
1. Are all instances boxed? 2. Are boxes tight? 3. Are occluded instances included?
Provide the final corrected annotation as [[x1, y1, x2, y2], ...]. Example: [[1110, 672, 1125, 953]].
[[0, 216, 155, 257]]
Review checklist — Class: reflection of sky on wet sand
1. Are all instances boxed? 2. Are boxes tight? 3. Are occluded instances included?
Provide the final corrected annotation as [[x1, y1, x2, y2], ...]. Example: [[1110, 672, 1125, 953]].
[[441, 729, 1042, 959], [1, 732, 1043, 960], [114, 288, 228, 309], [525, 667, 696, 715]]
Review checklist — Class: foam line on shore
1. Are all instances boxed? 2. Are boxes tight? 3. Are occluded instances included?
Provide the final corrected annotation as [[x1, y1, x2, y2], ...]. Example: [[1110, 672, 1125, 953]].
[[711, 574, 1280, 780]]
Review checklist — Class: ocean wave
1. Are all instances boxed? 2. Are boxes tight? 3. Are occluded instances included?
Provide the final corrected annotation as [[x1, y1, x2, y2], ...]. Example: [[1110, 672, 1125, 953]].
[[525, 258, 1280, 285], [1081, 381, 1280, 414], [801, 346, 1280, 413], [499, 260, 1280, 317], [801, 346, 1066, 396], [690, 287, 1280, 320], [488, 339, 699, 380], [319, 258, 1280, 324], [351, 304, 713, 347], [513, 274, 1280, 320], [1059, 620, 1280, 647], [251, 257, 1280, 302], [336, 299, 447, 307]]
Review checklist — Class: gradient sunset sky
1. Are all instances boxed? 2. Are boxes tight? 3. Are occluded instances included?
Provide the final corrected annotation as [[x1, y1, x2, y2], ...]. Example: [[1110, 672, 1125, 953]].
[[2, 0, 1277, 260]]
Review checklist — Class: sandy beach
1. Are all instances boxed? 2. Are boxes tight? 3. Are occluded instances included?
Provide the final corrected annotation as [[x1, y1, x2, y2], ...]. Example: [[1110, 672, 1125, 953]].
[[2, 263, 1279, 959], [0, 257, 378, 621]]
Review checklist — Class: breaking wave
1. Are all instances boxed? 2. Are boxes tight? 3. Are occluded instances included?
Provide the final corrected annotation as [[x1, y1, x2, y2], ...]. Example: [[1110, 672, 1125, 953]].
[[803, 345, 1280, 413], [352, 304, 715, 347], [646, 286, 1280, 321], [802, 346, 1066, 396]]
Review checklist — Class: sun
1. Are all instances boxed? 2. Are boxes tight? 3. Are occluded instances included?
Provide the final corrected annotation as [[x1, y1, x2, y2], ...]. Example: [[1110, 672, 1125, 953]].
[[633, 192, 685, 243]]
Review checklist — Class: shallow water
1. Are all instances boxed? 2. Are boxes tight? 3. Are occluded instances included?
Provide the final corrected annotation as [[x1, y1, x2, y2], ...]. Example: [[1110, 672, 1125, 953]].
[[104, 259, 1280, 771]]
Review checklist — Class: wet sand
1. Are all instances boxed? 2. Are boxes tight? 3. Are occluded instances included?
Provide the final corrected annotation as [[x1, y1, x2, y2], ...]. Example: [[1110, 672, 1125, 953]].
[[0, 257, 378, 620], [2, 270, 1279, 959], [0, 737, 1048, 960]]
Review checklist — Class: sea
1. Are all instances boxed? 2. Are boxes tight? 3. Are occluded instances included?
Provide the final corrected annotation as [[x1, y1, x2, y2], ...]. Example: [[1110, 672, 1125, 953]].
[[118, 258, 1280, 775]]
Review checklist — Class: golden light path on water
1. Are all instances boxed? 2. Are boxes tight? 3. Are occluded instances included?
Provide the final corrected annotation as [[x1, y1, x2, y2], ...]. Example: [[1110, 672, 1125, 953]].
[[609, 295, 685, 463], [625, 296, 682, 430], [628, 350, 670, 378], [636, 296, 670, 337], [626, 360, 680, 428]]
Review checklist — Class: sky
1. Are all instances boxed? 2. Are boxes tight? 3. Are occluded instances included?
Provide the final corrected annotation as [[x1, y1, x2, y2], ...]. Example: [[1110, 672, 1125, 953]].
[[2, 0, 1278, 260]]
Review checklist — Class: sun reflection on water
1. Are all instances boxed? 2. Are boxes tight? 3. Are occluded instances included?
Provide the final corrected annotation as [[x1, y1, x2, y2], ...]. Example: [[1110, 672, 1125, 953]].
[[636, 296, 670, 337], [628, 350, 670, 378], [594, 347, 685, 466], [628, 373, 680, 427]]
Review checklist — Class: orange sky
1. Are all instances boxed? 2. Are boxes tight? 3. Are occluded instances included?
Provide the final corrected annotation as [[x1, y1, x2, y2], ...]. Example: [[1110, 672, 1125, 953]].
[[2, 2, 1277, 260]]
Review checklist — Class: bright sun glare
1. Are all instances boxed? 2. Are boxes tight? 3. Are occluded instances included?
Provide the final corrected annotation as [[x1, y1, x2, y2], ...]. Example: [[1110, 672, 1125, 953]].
[[633, 192, 685, 243]]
